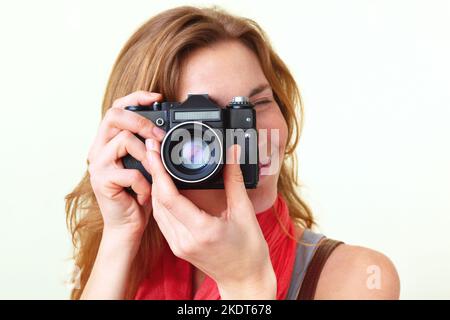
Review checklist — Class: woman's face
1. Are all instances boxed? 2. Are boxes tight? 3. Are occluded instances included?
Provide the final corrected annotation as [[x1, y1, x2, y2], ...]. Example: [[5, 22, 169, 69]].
[[176, 40, 288, 213]]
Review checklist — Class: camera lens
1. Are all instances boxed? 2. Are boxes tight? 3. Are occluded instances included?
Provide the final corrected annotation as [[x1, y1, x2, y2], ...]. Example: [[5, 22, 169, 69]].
[[180, 137, 211, 170], [161, 121, 223, 184]]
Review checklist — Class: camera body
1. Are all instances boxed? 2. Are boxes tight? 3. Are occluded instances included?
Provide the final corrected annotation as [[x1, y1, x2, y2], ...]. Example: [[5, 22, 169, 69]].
[[121, 94, 259, 189]]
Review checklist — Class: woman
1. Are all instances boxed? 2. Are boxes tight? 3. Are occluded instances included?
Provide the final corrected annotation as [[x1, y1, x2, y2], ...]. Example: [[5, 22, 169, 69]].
[[65, 5, 400, 300]]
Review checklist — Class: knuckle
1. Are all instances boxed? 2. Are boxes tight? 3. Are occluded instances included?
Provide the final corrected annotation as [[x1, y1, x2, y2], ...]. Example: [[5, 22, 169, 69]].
[[118, 129, 134, 141], [136, 115, 151, 131], [197, 229, 220, 245], [128, 169, 141, 182], [178, 240, 195, 257], [158, 197, 173, 211], [171, 245, 183, 258], [105, 107, 121, 122], [111, 98, 123, 109], [101, 191, 115, 201]]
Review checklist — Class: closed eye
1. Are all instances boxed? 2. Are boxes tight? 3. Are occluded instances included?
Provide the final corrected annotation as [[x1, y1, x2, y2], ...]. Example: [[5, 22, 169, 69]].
[[253, 99, 272, 106]]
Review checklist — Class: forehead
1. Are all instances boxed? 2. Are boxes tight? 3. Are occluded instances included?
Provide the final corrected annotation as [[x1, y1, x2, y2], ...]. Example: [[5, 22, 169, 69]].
[[177, 40, 269, 105]]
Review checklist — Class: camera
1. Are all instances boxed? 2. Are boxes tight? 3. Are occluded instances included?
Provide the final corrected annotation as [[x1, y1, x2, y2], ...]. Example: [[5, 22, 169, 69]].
[[121, 94, 259, 189]]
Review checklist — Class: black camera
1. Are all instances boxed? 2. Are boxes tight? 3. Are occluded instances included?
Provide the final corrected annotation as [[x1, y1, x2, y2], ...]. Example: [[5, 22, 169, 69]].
[[121, 94, 259, 189]]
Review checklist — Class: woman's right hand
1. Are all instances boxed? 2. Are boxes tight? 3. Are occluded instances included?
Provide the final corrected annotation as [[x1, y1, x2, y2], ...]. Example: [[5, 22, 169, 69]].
[[87, 91, 165, 245]]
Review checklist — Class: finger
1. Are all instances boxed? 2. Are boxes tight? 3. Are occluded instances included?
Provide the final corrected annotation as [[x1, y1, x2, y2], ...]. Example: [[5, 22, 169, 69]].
[[151, 198, 179, 249], [151, 188, 203, 259], [101, 168, 151, 206], [145, 138, 179, 197], [88, 91, 164, 164], [94, 130, 147, 168], [224, 144, 249, 208], [111, 90, 162, 109], [98, 107, 165, 146], [151, 196, 190, 256], [145, 138, 210, 229]]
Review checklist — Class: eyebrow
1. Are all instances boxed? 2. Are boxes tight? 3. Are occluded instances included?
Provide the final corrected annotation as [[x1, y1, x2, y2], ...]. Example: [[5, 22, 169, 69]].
[[248, 83, 272, 98]]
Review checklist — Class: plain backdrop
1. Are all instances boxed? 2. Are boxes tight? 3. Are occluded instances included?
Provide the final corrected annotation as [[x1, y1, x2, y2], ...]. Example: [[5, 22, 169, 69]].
[[0, 0, 449, 299]]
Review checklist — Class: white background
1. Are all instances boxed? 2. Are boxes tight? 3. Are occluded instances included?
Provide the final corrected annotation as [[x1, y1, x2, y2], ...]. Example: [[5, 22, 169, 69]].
[[0, 0, 449, 299]]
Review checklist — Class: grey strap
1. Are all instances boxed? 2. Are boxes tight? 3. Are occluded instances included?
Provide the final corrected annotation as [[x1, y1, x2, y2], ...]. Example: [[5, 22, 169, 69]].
[[285, 229, 325, 300]]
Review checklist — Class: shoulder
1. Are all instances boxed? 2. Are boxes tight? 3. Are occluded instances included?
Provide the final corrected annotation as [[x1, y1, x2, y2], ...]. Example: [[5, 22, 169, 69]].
[[314, 242, 400, 299]]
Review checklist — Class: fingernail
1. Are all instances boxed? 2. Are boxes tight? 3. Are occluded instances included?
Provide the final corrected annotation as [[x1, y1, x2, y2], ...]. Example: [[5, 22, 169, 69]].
[[145, 138, 155, 151], [146, 151, 153, 164], [152, 126, 165, 140], [230, 145, 240, 164]]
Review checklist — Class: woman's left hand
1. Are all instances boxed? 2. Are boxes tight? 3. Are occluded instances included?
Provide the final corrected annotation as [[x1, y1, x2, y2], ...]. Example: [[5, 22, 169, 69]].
[[145, 138, 277, 299]]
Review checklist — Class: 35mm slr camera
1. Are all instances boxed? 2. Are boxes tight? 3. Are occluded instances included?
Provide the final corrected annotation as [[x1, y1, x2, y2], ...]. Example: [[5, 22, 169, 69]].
[[121, 94, 259, 189]]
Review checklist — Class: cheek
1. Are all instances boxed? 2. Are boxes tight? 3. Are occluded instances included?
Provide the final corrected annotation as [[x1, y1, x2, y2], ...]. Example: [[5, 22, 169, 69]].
[[257, 106, 288, 156]]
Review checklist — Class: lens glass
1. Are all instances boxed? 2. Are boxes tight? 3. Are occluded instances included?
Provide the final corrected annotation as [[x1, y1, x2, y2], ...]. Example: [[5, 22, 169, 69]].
[[180, 137, 211, 170]]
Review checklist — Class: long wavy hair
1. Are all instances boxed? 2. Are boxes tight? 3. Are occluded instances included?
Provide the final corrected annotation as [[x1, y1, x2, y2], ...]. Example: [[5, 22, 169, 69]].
[[65, 5, 315, 299]]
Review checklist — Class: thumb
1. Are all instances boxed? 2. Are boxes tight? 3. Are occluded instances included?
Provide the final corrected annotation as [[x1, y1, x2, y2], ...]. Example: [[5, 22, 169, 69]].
[[224, 144, 248, 208]]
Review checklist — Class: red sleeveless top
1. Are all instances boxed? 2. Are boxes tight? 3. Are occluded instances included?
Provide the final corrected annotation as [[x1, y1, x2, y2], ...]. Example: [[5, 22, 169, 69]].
[[134, 194, 297, 299]]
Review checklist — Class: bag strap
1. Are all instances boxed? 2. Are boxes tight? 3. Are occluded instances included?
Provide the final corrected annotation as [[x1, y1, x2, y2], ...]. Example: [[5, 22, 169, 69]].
[[296, 238, 344, 300]]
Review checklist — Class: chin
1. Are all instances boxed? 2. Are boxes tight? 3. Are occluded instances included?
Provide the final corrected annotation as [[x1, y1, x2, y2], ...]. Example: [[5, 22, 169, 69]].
[[247, 173, 279, 208]]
